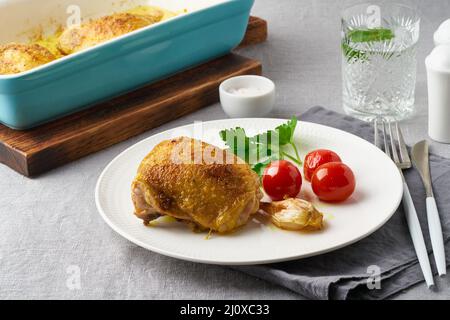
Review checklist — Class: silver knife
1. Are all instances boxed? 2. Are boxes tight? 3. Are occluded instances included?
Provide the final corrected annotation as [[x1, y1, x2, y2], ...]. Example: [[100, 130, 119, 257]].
[[412, 140, 446, 276]]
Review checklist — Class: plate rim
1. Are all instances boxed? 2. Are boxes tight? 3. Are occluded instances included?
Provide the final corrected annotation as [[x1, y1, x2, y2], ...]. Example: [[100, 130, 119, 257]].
[[95, 118, 403, 265]]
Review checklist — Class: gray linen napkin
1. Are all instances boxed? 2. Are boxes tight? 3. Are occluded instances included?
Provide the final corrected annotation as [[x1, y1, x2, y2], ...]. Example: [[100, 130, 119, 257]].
[[233, 106, 450, 300]]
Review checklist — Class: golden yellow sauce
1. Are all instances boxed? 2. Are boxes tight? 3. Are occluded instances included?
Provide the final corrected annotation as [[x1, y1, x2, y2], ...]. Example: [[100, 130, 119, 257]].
[[125, 5, 180, 20], [148, 215, 178, 227], [34, 29, 63, 58], [31, 5, 180, 58]]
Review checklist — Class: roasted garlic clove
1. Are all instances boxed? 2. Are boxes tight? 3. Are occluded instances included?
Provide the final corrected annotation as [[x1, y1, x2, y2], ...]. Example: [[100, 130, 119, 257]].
[[260, 198, 324, 231]]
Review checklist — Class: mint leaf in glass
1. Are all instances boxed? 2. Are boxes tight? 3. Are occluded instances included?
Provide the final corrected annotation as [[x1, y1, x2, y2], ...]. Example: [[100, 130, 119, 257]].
[[343, 28, 395, 62], [348, 28, 395, 43]]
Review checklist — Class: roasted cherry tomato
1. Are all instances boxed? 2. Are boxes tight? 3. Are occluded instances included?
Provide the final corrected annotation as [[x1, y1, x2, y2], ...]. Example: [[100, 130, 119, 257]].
[[263, 160, 302, 201], [311, 162, 355, 202], [303, 149, 342, 182]]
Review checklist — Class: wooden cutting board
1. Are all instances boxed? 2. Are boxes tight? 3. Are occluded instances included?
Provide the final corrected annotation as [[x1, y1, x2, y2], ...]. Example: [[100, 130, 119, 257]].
[[0, 17, 267, 177]]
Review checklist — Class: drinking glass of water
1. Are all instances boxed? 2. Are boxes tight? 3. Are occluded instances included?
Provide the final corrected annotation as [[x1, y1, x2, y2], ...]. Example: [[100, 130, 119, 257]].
[[342, 3, 420, 121]]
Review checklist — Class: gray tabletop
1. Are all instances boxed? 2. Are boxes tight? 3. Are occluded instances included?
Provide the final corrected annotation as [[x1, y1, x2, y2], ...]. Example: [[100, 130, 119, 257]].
[[1, 0, 449, 300]]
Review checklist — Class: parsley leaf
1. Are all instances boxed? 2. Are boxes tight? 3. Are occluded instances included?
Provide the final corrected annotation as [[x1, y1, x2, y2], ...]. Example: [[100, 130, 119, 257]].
[[275, 117, 297, 145], [219, 127, 250, 161], [252, 158, 273, 177], [220, 117, 302, 177]]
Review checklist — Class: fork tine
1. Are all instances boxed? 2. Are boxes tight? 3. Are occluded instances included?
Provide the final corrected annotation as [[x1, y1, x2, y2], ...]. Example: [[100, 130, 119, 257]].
[[388, 122, 400, 164], [396, 122, 411, 165], [382, 121, 391, 158], [374, 118, 380, 148]]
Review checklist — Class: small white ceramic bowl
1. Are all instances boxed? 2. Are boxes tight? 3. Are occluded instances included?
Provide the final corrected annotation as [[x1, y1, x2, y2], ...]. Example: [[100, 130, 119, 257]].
[[219, 75, 275, 118]]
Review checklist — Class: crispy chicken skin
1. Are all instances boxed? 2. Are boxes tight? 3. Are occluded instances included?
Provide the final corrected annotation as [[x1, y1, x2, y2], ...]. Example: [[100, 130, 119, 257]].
[[132, 137, 263, 234], [58, 11, 164, 55], [0, 43, 56, 75]]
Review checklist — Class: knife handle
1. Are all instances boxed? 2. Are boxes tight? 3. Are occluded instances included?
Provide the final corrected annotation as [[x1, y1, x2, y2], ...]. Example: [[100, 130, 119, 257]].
[[426, 197, 447, 276], [402, 182, 435, 288]]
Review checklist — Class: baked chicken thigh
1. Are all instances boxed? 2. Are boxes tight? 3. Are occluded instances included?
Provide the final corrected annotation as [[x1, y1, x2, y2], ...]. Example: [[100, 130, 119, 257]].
[[0, 43, 56, 74], [58, 11, 164, 55], [132, 137, 262, 233]]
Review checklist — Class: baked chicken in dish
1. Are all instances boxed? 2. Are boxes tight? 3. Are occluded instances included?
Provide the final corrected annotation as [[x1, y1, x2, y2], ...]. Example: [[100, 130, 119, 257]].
[[58, 11, 164, 55], [132, 137, 263, 234], [0, 6, 175, 74], [0, 43, 56, 75]]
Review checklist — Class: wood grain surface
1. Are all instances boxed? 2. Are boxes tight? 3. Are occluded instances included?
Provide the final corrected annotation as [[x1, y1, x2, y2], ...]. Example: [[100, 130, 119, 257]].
[[239, 17, 268, 48]]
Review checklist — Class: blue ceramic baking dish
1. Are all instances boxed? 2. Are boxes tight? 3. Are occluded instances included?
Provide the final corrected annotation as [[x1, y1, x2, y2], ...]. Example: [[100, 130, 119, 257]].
[[0, 0, 254, 129]]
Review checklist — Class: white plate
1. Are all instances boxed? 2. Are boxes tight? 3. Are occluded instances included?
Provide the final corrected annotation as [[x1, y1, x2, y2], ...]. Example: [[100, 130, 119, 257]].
[[95, 119, 403, 265]]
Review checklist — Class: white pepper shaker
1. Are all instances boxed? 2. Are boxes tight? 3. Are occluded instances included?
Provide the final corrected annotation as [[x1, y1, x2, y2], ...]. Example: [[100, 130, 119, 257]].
[[425, 45, 450, 143], [434, 19, 450, 46]]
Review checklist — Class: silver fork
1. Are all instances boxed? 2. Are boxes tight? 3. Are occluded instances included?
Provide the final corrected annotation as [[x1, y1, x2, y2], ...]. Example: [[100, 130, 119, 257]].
[[374, 119, 434, 288]]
